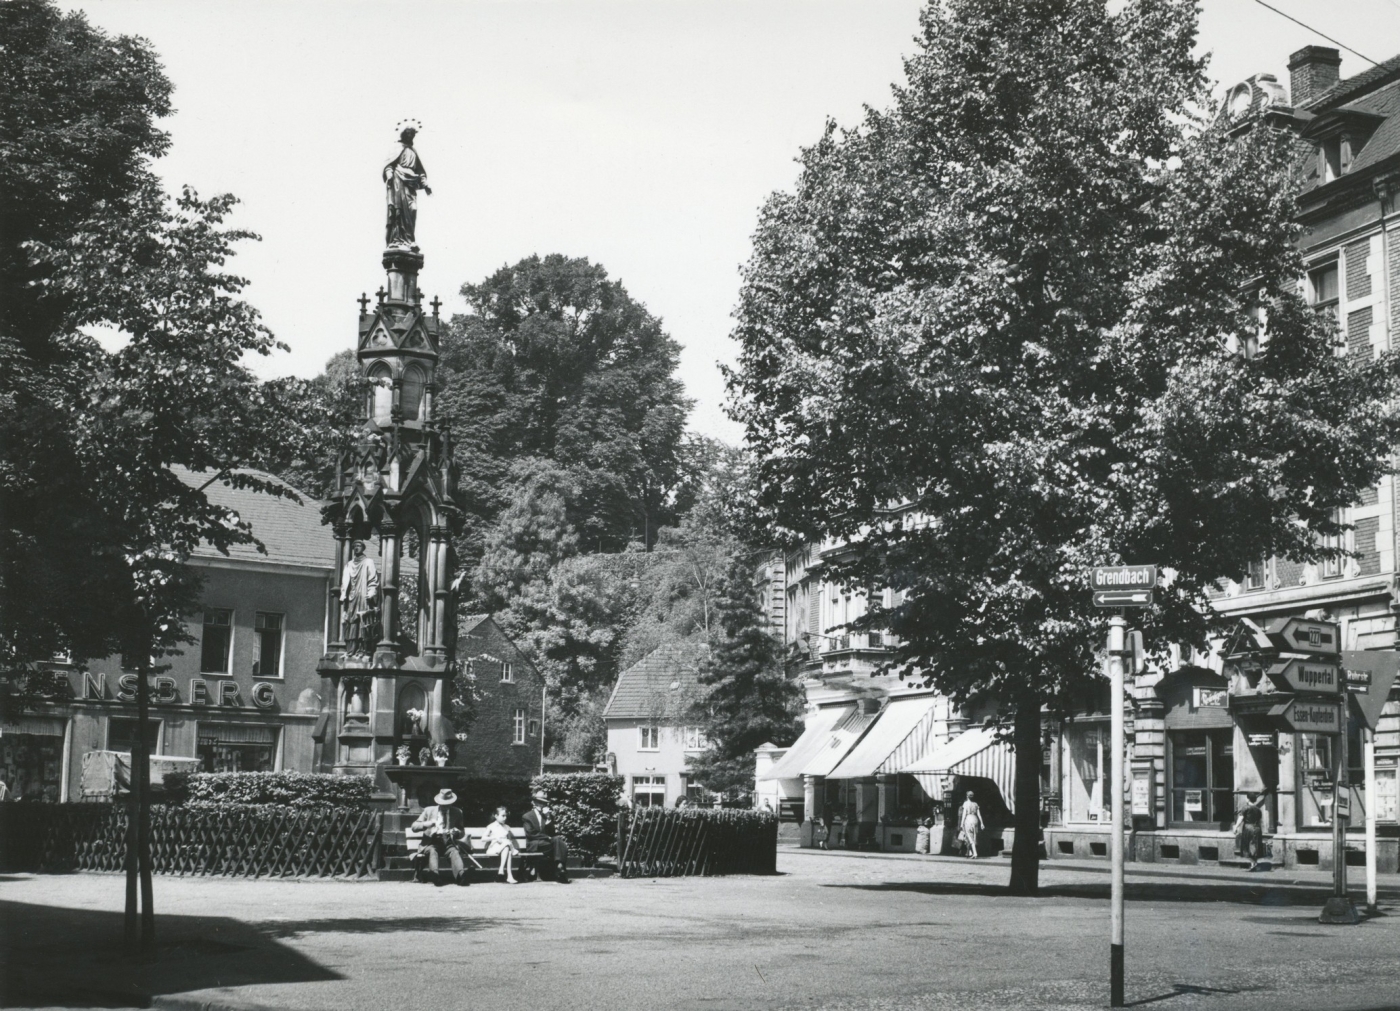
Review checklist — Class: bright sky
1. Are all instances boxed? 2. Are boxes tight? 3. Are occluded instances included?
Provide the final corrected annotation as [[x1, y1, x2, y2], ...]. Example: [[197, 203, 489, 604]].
[[66, 0, 1400, 444]]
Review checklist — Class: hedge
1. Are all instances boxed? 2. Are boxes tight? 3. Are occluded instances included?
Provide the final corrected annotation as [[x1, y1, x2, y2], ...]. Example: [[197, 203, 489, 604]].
[[529, 772, 624, 864], [164, 771, 374, 809]]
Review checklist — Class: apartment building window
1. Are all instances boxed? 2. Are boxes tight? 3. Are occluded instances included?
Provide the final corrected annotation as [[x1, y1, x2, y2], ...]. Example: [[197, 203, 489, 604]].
[[1243, 559, 1270, 591], [683, 726, 708, 752], [527, 719, 540, 738], [500, 660, 513, 683], [253, 612, 283, 677], [512, 708, 525, 745], [1321, 508, 1344, 579], [1309, 262, 1339, 325], [201, 609, 232, 674], [638, 725, 660, 751]]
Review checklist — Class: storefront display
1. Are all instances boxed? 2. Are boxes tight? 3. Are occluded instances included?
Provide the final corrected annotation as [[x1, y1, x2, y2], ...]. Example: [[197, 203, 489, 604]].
[[0, 718, 66, 802]]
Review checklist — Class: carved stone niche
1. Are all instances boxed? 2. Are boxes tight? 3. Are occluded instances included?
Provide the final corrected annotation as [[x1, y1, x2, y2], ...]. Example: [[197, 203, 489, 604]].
[[398, 682, 428, 739], [342, 677, 371, 730]]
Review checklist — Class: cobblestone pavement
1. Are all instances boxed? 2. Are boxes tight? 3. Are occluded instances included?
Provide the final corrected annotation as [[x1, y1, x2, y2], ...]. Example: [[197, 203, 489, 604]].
[[3, 848, 1399, 1011]]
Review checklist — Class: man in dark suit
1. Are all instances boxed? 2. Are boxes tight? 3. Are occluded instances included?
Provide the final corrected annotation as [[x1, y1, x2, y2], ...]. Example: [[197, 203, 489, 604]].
[[523, 790, 570, 883], [411, 788, 469, 885]]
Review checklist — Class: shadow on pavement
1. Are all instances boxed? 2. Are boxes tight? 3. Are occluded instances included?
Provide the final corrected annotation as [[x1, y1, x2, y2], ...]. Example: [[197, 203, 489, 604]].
[[1, 898, 342, 1008], [823, 879, 1400, 907], [1125, 983, 1260, 1007], [257, 915, 502, 939]]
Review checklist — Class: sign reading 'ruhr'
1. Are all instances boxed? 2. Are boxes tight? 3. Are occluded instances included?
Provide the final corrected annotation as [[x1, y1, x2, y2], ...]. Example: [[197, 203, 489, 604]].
[[1266, 659, 1341, 695], [1091, 566, 1157, 608], [1278, 699, 1342, 734]]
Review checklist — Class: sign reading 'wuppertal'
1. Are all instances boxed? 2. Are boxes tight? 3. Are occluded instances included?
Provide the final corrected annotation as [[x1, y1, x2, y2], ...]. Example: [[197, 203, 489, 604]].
[[1091, 565, 1157, 608]]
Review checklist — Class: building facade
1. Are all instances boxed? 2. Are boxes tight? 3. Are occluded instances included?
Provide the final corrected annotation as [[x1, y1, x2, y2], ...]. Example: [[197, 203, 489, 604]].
[[451, 614, 545, 780], [1, 470, 334, 802], [1047, 47, 1400, 872], [603, 641, 713, 807]]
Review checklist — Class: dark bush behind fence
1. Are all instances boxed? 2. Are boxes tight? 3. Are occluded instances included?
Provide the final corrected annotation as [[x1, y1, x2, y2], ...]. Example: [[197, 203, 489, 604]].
[[616, 807, 777, 877], [0, 803, 381, 878]]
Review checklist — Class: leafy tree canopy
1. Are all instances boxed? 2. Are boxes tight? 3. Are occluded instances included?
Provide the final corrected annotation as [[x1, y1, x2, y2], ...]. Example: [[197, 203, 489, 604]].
[[725, 0, 1400, 891], [1, 0, 321, 667], [436, 253, 691, 573]]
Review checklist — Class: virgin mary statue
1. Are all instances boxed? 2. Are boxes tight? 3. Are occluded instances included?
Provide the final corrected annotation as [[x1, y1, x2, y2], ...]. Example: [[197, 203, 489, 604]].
[[384, 123, 431, 248]]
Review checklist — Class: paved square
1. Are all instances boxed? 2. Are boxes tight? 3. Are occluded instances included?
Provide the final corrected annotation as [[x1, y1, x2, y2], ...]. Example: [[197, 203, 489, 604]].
[[3, 849, 1398, 1011]]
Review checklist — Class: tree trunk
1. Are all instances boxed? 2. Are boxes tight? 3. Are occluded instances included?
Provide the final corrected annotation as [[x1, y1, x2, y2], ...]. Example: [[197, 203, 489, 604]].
[[1008, 686, 1042, 896]]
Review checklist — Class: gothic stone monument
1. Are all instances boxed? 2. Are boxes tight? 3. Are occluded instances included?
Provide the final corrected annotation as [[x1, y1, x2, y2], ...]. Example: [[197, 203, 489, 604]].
[[316, 121, 461, 796]]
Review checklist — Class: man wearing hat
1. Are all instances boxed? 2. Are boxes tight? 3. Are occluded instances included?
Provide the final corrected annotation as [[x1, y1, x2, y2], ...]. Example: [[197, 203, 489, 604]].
[[411, 788, 469, 885], [523, 790, 570, 883]]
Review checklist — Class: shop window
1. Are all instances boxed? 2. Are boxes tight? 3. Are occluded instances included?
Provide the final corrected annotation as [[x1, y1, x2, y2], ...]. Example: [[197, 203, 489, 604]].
[[638, 725, 660, 751], [200, 609, 232, 674], [0, 722, 65, 802], [1304, 717, 1371, 828], [198, 725, 277, 773], [632, 775, 666, 807], [1065, 724, 1113, 823], [108, 717, 163, 756], [253, 612, 283, 677], [1375, 766, 1398, 824], [512, 708, 526, 745], [1169, 729, 1233, 827]]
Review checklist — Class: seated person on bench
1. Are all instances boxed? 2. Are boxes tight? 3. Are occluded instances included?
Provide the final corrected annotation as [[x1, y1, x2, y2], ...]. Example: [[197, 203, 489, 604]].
[[523, 790, 570, 883], [481, 804, 521, 884], [411, 788, 470, 885]]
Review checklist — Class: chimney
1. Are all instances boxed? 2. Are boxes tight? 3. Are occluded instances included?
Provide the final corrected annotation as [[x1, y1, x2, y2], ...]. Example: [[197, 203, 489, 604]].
[[1288, 46, 1341, 105]]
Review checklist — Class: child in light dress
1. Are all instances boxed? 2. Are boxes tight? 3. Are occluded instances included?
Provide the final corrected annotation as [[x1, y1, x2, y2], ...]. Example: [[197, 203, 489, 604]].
[[481, 804, 521, 883]]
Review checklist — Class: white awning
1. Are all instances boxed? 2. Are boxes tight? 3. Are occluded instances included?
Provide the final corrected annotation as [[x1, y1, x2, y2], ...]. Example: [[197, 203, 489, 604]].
[[759, 704, 853, 780], [903, 726, 1017, 812], [826, 695, 940, 780]]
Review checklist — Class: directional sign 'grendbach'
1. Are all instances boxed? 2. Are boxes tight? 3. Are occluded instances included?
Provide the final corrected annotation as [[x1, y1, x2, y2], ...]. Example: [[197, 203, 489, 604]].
[[1091, 566, 1157, 608]]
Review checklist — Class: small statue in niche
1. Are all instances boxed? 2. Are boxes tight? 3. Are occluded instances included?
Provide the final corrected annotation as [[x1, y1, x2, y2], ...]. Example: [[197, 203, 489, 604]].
[[403, 706, 426, 737], [341, 539, 380, 655]]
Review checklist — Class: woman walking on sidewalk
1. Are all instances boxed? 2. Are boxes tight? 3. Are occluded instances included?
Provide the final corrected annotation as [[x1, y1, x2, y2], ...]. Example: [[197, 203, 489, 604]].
[[958, 791, 984, 858], [1234, 791, 1269, 871]]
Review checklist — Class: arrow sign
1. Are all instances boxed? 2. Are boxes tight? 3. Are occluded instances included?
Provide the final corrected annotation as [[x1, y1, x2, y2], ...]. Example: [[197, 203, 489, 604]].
[[1093, 590, 1153, 608], [1276, 698, 1342, 734], [1266, 659, 1341, 695], [1265, 616, 1339, 656]]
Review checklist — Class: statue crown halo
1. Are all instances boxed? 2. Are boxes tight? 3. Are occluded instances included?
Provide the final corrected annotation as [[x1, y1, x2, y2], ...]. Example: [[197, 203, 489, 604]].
[[396, 118, 423, 135]]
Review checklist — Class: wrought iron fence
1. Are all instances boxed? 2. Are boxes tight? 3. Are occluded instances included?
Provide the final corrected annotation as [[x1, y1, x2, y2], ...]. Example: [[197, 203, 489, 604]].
[[616, 807, 777, 878], [0, 803, 382, 878]]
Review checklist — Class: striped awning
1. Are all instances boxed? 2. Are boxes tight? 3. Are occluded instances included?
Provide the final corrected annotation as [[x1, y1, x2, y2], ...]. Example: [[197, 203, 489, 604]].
[[827, 695, 940, 780], [759, 704, 854, 780], [903, 726, 1017, 813]]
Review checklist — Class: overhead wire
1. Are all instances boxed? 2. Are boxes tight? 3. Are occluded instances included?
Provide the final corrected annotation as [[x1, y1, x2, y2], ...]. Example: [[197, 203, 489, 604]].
[[1244, 0, 1380, 66]]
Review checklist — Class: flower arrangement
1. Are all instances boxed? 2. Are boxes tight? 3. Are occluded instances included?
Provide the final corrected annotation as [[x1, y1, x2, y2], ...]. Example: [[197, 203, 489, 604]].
[[394, 744, 410, 765], [432, 742, 450, 759], [418, 746, 433, 766], [404, 707, 426, 733]]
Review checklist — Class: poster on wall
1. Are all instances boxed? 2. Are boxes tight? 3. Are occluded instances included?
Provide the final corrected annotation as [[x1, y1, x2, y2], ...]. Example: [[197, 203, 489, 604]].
[[1184, 789, 1203, 813]]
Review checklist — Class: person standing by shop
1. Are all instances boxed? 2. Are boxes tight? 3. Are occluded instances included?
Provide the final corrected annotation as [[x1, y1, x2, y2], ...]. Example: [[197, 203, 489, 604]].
[[1234, 791, 1269, 871], [958, 790, 984, 858]]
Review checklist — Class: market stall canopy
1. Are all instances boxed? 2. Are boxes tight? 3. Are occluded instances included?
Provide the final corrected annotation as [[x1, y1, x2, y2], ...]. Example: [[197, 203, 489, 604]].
[[826, 695, 940, 780], [903, 725, 1016, 812]]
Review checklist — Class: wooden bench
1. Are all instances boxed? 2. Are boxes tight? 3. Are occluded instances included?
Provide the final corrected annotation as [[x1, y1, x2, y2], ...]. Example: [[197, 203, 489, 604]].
[[405, 824, 546, 881]]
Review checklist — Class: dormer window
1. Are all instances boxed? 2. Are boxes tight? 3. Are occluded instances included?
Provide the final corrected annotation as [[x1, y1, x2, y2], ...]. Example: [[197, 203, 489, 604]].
[[1320, 136, 1346, 182]]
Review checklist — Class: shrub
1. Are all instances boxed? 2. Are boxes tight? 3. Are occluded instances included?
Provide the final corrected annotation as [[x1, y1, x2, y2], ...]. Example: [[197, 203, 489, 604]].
[[164, 771, 374, 809], [530, 772, 624, 863]]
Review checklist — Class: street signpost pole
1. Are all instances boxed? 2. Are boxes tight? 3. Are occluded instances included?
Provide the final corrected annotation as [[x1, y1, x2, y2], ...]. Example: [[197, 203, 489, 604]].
[[1319, 716, 1358, 924], [1365, 726, 1377, 912], [1108, 613, 1126, 1008]]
